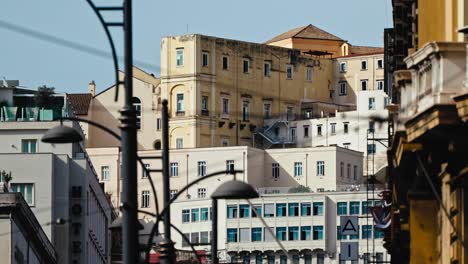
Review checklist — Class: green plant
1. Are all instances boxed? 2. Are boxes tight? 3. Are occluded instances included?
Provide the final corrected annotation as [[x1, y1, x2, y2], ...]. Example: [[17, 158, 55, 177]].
[[0, 170, 12, 183], [288, 185, 311, 193], [35, 85, 55, 108]]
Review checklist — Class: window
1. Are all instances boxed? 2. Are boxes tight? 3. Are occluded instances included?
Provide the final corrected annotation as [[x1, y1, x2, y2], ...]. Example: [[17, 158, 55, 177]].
[[176, 138, 183, 149], [198, 161, 206, 176], [239, 204, 250, 218], [276, 227, 287, 241], [143, 163, 150, 178], [197, 188, 206, 198], [316, 161, 325, 176], [313, 226, 323, 240], [201, 208, 209, 221], [347, 164, 351, 178], [306, 66, 312, 81], [350, 201, 360, 215], [272, 163, 280, 179], [226, 160, 235, 173], [170, 189, 178, 199], [303, 125, 309, 138], [141, 190, 150, 208], [376, 79, 384, 90], [343, 123, 349, 134], [242, 101, 249, 121], [201, 96, 208, 111], [343, 143, 350, 149], [362, 225, 372, 239], [301, 226, 311, 240], [132, 97, 142, 129], [317, 125, 322, 136], [190, 233, 199, 245], [176, 48, 184, 66], [288, 203, 299, 216], [294, 162, 303, 177], [367, 143, 376, 154], [337, 202, 347, 215], [222, 56, 229, 70], [331, 123, 336, 135], [337, 226, 347, 240], [182, 209, 190, 223], [227, 228, 238, 242], [368, 97, 375, 109], [200, 231, 209, 244], [227, 205, 238, 218], [339, 81, 347, 96], [317, 254, 324, 264], [340, 162, 344, 177], [301, 202, 311, 216], [182, 233, 190, 247], [243, 59, 250, 73], [263, 103, 271, 118], [222, 98, 229, 115], [11, 183, 34, 205], [361, 60, 368, 70], [375, 228, 384, 239], [101, 166, 110, 181], [313, 202, 323, 216], [287, 106, 294, 120], [276, 203, 287, 217], [361, 79, 368, 91], [251, 228, 262, 242], [264, 62, 271, 77], [221, 138, 229, 147], [170, 162, 179, 177], [252, 204, 262, 217], [280, 255, 287, 264], [264, 203, 274, 217], [202, 52, 209, 67], [239, 228, 249, 242], [176, 93, 184, 112], [191, 208, 200, 222], [339, 62, 347, 72], [353, 165, 358, 180], [377, 59, 383, 69], [156, 118, 161, 131], [288, 226, 299, 240], [286, 64, 293, 79], [362, 201, 372, 214], [21, 139, 37, 153]]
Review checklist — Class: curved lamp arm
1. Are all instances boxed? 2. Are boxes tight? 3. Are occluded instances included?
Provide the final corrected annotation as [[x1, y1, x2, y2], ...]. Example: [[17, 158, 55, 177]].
[[84, 0, 122, 101], [144, 169, 243, 262]]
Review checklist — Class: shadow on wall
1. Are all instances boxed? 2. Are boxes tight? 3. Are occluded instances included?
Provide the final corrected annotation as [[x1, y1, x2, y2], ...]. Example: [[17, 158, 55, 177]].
[[263, 152, 302, 189], [87, 99, 144, 150]]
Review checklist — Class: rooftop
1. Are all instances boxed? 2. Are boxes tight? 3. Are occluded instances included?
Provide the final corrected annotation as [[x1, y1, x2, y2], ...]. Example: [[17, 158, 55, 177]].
[[68, 93, 92, 115], [265, 24, 344, 44]]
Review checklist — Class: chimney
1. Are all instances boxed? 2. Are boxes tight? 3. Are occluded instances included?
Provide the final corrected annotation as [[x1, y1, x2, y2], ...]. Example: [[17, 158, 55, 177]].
[[88, 80, 96, 96]]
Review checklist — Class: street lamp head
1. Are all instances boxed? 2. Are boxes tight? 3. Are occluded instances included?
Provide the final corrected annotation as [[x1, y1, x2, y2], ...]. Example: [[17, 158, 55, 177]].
[[41, 125, 83, 144], [211, 180, 259, 200]]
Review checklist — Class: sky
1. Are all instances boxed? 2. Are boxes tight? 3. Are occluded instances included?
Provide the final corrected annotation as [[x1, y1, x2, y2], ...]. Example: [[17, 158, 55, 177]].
[[1, 0, 392, 94]]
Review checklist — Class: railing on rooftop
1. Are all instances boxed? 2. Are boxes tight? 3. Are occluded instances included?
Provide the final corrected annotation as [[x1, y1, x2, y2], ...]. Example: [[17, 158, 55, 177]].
[[0, 106, 70, 122], [256, 184, 386, 195]]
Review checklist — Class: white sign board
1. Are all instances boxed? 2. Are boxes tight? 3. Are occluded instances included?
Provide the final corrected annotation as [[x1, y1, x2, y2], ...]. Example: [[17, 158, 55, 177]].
[[340, 216, 359, 236], [340, 242, 359, 261]]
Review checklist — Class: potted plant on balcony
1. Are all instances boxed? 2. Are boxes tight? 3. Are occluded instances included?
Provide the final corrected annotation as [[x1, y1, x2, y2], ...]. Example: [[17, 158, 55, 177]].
[[35, 85, 55, 121]]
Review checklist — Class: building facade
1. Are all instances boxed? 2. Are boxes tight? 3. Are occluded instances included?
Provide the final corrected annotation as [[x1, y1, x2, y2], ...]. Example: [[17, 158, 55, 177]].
[[171, 190, 389, 264], [0, 86, 113, 264], [0, 192, 57, 264]]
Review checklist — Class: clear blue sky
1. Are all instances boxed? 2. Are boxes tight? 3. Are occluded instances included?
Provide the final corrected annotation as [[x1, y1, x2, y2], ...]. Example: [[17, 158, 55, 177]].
[[1, 0, 392, 94]]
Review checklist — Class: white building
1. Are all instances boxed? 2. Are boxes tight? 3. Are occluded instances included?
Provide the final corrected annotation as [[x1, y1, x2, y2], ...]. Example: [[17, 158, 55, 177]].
[[292, 90, 389, 178], [0, 86, 113, 264], [171, 189, 388, 264]]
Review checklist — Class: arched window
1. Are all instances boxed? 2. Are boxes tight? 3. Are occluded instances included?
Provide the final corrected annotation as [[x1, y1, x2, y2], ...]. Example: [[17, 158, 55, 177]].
[[154, 140, 161, 150], [132, 97, 142, 129]]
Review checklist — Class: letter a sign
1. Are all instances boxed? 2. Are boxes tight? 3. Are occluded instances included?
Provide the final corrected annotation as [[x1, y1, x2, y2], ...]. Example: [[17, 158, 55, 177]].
[[340, 216, 358, 236]]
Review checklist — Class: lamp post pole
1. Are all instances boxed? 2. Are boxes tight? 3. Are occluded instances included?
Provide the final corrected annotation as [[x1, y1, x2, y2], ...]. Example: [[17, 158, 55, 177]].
[[211, 198, 219, 264], [120, 0, 138, 263]]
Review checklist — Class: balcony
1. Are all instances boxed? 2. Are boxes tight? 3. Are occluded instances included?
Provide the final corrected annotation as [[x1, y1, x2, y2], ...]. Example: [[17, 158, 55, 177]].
[[0, 106, 69, 122], [401, 42, 468, 141]]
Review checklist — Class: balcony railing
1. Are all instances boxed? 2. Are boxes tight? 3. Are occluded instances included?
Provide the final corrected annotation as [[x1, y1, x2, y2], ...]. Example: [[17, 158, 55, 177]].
[[401, 42, 468, 121], [0, 106, 69, 122]]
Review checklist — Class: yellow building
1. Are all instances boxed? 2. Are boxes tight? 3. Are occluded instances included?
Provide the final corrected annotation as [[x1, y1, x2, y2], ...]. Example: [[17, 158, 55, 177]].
[[160, 34, 334, 148], [387, 1, 468, 263]]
